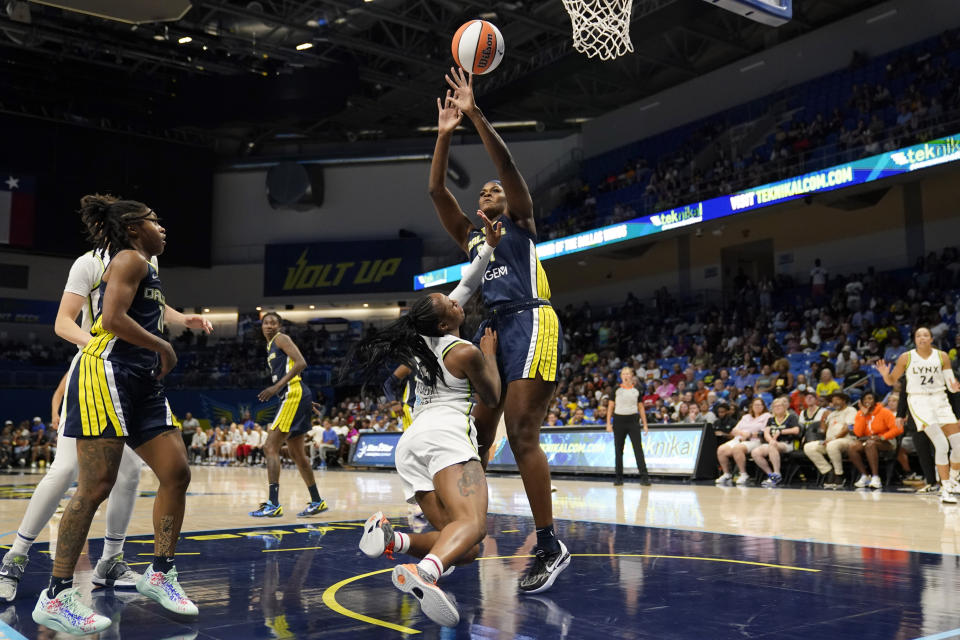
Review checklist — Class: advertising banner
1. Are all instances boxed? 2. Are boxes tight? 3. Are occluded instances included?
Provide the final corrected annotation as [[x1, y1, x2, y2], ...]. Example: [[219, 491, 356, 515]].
[[414, 132, 960, 289], [266, 238, 421, 296], [350, 432, 403, 467], [488, 426, 706, 475]]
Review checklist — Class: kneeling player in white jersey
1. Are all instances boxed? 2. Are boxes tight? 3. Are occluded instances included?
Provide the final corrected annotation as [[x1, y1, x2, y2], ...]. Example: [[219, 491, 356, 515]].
[[349, 214, 502, 627], [877, 326, 960, 504], [0, 196, 211, 602]]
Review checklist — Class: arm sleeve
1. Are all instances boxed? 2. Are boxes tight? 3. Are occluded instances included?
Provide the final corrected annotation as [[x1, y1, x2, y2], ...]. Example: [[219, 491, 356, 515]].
[[448, 242, 495, 305], [63, 253, 98, 296]]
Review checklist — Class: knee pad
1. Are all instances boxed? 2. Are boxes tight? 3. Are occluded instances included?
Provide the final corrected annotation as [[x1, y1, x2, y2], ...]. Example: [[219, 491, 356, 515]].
[[949, 433, 960, 463], [926, 425, 949, 466]]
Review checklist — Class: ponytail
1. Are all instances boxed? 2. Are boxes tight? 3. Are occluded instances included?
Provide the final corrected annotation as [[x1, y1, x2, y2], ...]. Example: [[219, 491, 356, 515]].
[[341, 296, 445, 390], [79, 193, 150, 256]]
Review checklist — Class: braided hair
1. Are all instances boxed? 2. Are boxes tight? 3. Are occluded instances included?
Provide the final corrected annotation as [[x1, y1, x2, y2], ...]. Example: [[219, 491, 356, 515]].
[[78, 194, 151, 257], [341, 296, 446, 391]]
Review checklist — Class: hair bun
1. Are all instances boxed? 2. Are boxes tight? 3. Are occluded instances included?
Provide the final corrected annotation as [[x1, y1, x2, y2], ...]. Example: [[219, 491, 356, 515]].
[[79, 194, 118, 218]]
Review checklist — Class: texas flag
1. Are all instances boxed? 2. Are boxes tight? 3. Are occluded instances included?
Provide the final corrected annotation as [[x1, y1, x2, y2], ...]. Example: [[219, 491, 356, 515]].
[[0, 174, 36, 246]]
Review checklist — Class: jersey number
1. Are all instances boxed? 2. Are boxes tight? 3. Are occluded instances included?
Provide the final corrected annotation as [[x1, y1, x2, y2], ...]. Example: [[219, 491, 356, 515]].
[[157, 304, 165, 333], [920, 375, 935, 386]]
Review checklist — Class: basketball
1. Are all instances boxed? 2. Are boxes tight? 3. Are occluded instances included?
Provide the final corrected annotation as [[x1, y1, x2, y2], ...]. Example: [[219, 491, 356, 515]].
[[451, 20, 505, 75]]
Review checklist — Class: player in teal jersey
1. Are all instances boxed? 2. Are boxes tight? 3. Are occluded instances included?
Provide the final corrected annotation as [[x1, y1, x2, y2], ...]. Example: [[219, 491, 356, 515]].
[[427, 68, 569, 594]]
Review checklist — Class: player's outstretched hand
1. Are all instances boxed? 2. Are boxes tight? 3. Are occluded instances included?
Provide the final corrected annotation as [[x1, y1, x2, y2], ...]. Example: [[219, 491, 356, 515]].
[[185, 315, 214, 334], [874, 359, 890, 379], [445, 67, 476, 116], [477, 210, 503, 247], [437, 89, 463, 135]]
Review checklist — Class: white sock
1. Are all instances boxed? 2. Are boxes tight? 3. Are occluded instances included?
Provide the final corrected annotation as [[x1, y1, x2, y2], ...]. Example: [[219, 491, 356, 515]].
[[393, 531, 410, 554], [101, 536, 125, 562], [872, 475, 880, 481], [9, 533, 32, 557], [417, 554, 443, 583]]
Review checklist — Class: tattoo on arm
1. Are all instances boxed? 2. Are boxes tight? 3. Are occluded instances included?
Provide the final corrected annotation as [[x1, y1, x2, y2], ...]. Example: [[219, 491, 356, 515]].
[[457, 462, 485, 497]]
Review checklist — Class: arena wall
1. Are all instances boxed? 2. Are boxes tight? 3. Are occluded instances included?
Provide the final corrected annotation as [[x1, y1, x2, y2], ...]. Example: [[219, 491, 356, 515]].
[[582, 0, 960, 157]]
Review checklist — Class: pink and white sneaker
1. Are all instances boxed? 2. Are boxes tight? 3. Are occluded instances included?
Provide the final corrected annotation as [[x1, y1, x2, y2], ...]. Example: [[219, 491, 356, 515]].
[[32, 587, 112, 635], [136, 565, 198, 615]]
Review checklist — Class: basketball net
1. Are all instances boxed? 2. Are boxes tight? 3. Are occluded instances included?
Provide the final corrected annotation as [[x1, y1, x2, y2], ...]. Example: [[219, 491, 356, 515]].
[[562, 0, 634, 60]]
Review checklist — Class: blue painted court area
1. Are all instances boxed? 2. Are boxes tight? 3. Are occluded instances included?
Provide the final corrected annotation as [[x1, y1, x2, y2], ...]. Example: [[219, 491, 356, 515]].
[[4, 514, 960, 639]]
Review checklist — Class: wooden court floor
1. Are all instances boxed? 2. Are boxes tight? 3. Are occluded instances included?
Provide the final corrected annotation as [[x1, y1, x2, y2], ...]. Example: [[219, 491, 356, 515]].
[[1, 466, 960, 639]]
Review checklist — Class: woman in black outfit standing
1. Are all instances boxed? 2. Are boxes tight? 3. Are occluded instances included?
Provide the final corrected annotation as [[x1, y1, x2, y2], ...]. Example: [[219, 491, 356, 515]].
[[606, 367, 651, 486]]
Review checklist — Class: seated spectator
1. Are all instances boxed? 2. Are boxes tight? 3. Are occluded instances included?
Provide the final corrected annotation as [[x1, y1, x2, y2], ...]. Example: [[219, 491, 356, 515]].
[[803, 392, 858, 488], [789, 375, 810, 413], [181, 411, 200, 448], [205, 427, 221, 463], [30, 425, 57, 468], [345, 424, 360, 459], [654, 378, 675, 399], [848, 390, 902, 489], [842, 360, 869, 391], [0, 421, 13, 469], [693, 380, 709, 405], [252, 424, 269, 464], [771, 359, 793, 397], [816, 369, 841, 399], [715, 398, 771, 485], [569, 408, 586, 425], [835, 345, 859, 377], [687, 403, 708, 424], [189, 428, 207, 464], [12, 422, 31, 467], [317, 422, 341, 466], [798, 389, 827, 428], [545, 411, 564, 427], [884, 335, 906, 362], [752, 397, 801, 487], [594, 404, 609, 425]]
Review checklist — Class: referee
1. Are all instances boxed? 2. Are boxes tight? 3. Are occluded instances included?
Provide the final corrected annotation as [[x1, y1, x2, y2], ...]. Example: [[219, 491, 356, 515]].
[[606, 367, 651, 486]]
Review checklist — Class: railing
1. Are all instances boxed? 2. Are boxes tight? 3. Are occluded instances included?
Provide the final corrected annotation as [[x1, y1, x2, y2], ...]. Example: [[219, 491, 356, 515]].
[[538, 110, 960, 240]]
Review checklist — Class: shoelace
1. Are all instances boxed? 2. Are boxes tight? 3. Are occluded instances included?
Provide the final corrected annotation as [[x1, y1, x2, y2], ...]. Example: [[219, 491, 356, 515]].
[[58, 590, 100, 620], [112, 559, 134, 578], [158, 569, 190, 602]]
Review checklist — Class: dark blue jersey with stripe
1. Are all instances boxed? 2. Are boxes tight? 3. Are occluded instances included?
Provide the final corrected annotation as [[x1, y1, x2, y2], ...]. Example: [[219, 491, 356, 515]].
[[467, 214, 551, 305], [83, 258, 165, 372], [266, 334, 302, 399]]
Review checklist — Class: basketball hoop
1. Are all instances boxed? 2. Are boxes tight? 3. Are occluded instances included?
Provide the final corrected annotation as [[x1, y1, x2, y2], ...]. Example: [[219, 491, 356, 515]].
[[561, 0, 634, 61]]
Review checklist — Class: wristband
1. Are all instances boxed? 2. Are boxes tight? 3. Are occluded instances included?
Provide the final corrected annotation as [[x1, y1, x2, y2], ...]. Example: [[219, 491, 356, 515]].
[[945, 369, 957, 388]]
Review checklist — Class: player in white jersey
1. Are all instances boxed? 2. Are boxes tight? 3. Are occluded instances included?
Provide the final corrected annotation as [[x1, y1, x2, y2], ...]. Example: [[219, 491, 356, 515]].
[[877, 326, 960, 504], [0, 206, 212, 602], [351, 214, 503, 628]]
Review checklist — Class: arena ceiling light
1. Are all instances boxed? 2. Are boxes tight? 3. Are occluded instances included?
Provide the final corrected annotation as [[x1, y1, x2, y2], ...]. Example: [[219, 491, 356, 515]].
[[296, 42, 314, 51], [489, 120, 539, 128], [178, 36, 192, 44]]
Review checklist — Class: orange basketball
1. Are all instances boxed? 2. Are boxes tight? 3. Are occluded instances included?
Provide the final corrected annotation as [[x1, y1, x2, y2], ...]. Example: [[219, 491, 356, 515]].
[[451, 20, 505, 75]]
